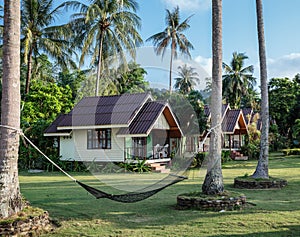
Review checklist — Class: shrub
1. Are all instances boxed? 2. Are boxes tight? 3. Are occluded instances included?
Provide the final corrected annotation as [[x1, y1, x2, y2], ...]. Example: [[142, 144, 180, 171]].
[[241, 140, 260, 160], [282, 148, 300, 156], [221, 150, 231, 163]]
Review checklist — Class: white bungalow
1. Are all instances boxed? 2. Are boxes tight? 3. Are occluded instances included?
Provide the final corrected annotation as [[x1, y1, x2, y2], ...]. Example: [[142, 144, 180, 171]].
[[44, 93, 196, 163]]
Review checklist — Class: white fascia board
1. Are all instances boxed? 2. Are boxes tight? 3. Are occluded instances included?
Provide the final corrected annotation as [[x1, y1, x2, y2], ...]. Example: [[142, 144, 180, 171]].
[[44, 131, 72, 137], [57, 124, 127, 130], [117, 133, 148, 138]]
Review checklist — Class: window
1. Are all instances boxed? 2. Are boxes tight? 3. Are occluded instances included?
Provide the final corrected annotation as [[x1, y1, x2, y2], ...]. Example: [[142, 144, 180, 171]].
[[87, 129, 111, 149]]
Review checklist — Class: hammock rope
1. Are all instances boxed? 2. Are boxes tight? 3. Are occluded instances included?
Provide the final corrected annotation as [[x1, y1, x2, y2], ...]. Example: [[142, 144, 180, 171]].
[[0, 123, 219, 203], [0, 124, 188, 203]]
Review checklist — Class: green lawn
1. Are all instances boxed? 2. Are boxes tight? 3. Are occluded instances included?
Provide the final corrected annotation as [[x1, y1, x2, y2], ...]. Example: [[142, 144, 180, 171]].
[[20, 153, 300, 237]]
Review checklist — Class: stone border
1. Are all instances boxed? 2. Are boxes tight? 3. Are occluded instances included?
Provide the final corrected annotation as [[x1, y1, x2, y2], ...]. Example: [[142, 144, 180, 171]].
[[0, 211, 54, 236], [234, 177, 287, 189], [177, 195, 247, 211]]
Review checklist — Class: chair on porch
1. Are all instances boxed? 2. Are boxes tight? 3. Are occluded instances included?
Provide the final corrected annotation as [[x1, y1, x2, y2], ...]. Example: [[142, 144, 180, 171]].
[[160, 144, 169, 158], [153, 144, 161, 159]]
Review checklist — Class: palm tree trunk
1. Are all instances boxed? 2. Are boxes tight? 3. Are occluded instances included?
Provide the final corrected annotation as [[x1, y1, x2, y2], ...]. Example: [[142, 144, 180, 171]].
[[169, 40, 175, 94], [95, 30, 104, 96], [25, 48, 33, 95], [202, 0, 224, 195], [0, 0, 23, 218], [252, 0, 269, 178]]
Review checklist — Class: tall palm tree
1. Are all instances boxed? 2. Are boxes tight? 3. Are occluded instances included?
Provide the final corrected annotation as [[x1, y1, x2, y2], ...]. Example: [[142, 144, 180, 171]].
[[21, 0, 76, 94], [174, 64, 200, 94], [64, 0, 143, 96], [202, 0, 224, 195], [222, 52, 256, 108], [147, 6, 194, 93], [0, 0, 23, 218], [252, 0, 269, 179]]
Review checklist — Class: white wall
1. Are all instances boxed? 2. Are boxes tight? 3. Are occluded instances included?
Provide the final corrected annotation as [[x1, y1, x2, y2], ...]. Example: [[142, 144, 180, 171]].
[[60, 128, 124, 162]]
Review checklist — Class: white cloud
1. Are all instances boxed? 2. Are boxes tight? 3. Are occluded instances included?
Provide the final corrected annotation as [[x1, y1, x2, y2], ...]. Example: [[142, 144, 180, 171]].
[[194, 55, 212, 77], [161, 0, 210, 12], [267, 53, 300, 79]]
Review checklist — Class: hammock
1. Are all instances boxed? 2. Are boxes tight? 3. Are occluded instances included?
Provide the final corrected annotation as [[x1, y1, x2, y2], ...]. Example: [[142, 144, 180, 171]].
[[76, 174, 187, 203], [0, 125, 188, 203]]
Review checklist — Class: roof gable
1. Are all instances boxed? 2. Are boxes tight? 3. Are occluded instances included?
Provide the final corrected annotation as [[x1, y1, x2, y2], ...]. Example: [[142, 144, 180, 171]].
[[117, 101, 183, 137], [204, 104, 230, 120], [222, 109, 247, 134]]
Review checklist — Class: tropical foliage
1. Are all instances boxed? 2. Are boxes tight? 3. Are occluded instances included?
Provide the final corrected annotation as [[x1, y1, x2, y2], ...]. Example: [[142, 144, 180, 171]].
[[222, 52, 256, 108], [267, 75, 300, 149], [147, 6, 194, 93], [21, 0, 76, 94], [174, 64, 200, 94], [63, 0, 143, 96]]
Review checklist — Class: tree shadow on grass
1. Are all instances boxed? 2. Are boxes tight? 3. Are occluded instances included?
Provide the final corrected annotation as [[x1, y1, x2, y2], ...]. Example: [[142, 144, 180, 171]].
[[208, 225, 300, 237]]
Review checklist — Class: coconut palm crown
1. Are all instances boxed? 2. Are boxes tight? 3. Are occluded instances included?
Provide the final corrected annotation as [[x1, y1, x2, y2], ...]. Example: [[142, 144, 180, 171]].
[[147, 6, 194, 93]]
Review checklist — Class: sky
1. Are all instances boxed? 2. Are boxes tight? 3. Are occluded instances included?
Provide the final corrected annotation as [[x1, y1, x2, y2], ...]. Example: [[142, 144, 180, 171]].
[[16, 0, 300, 90], [135, 0, 300, 89]]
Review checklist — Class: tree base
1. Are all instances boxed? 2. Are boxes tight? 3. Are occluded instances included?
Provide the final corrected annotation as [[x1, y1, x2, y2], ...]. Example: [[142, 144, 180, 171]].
[[0, 206, 56, 236], [177, 191, 247, 211], [234, 176, 287, 189]]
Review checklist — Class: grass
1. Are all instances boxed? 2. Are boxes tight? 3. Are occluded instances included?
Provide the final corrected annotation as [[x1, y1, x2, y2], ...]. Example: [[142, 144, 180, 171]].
[[19, 152, 300, 237]]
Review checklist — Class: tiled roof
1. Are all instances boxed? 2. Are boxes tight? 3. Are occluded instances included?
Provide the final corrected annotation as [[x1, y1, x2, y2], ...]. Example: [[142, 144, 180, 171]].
[[204, 104, 229, 118], [242, 108, 253, 125], [222, 109, 241, 133], [59, 93, 152, 128], [44, 93, 152, 134], [44, 114, 71, 135], [117, 101, 167, 136]]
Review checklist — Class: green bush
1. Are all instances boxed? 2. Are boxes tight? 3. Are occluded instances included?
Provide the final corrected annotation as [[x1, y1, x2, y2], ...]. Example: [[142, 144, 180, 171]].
[[282, 148, 300, 156], [241, 140, 260, 160], [221, 150, 231, 163]]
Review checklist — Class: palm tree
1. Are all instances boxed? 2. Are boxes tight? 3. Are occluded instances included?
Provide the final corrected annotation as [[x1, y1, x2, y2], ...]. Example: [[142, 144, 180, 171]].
[[64, 0, 143, 96], [147, 6, 194, 93], [21, 0, 76, 94], [0, 0, 23, 218], [222, 52, 256, 108], [252, 0, 269, 179], [202, 0, 224, 195], [174, 64, 200, 94]]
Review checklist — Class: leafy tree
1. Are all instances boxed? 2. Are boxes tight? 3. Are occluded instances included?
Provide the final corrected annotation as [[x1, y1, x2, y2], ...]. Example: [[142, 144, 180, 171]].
[[64, 0, 143, 96], [202, 0, 224, 195], [112, 62, 149, 94], [0, 0, 23, 218], [240, 87, 260, 110], [290, 74, 300, 127], [241, 113, 261, 159], [20, 80, 73, 170], [21, 80, 73, 124], [222, 52, 256, 108], [268, 77, 296, 137], [57, 69, 88, 102], [252, 0, 269, 179], [292, 119, 300, 147], [147, 6, 194, 93], [187, 90, 207, 134], [174, 64, 200, 94], [21, 0, 76, 94]]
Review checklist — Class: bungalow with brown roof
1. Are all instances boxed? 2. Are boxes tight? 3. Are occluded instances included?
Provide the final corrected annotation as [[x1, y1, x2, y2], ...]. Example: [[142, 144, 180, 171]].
[[44, 93, 194, 164], [201, 104, 248, 156]]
